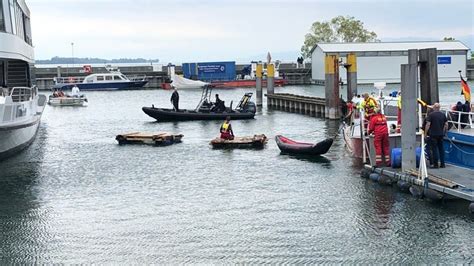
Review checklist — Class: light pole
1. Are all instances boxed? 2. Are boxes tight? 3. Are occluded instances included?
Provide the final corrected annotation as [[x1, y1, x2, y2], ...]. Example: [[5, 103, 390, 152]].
[[71, 42, 74, 69]]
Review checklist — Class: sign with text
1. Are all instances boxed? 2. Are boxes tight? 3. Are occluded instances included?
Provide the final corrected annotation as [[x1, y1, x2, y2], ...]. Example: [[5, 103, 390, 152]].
[[437, 56, 451, 64], [198, 64, 226, 74]]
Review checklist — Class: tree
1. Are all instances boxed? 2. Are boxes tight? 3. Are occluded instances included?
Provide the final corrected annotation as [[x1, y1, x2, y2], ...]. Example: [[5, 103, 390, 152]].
[[301, 16, 378, 58], [443, 37, 455, 41]]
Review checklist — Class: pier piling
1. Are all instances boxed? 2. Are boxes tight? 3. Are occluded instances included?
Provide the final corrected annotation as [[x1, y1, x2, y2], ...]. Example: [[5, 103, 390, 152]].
[[267, 63, 275, 96], [324, 55, 340, 119], [256, 63, 263, 107], [419, 48, 439, 105], [346, 53, 357, 100]]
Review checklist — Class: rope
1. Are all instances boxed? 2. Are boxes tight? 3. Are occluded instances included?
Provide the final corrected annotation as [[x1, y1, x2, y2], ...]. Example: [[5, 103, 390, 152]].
[[445, 136, 474, 155]]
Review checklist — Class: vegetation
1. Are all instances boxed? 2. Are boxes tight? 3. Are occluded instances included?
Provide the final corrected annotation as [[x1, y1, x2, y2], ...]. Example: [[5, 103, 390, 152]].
[[301, 16, 378, 58], [36, 56, 159, 65]]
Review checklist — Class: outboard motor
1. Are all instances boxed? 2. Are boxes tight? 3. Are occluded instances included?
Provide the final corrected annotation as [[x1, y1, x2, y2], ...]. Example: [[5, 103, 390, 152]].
[[243, 102, 256, 113]]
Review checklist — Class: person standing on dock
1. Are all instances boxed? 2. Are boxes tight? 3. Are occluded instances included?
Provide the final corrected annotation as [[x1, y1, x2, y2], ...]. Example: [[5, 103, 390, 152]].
[[425, 103, 448, 168], [220, 116, 234, 140], [368, 109, 390, 167], [170, 87, 179, 111]]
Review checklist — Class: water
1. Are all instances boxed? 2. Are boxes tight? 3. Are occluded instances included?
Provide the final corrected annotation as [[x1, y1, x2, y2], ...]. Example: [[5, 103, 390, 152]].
[[1, 84, 473, 263]]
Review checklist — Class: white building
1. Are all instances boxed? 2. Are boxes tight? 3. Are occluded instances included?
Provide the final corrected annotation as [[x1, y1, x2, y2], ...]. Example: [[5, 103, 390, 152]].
[[311, 41, 470, 84]]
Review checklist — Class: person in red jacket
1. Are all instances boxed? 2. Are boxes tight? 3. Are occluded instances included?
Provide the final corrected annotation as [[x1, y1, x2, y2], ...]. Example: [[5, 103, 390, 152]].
[[368, 110, 390, 167]]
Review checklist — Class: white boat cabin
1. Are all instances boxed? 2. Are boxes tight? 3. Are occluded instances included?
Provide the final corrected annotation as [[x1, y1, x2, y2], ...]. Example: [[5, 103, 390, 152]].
[[83, 72, 129, 83]]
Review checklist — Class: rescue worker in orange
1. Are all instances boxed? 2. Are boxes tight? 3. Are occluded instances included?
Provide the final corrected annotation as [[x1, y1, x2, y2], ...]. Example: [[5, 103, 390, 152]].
[[220, 116, 234, 140], [368, 109, 390, 167], [396, 92, 401, 133]]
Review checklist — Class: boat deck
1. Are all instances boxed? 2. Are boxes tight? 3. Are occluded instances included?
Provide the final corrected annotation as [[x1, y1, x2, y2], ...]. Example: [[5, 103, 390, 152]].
[[369, 164, 474, 202]]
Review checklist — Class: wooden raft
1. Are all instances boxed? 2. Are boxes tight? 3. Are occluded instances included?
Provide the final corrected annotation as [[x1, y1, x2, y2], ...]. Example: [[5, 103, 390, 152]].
[[210, 134, 268, 149], [406, 169, 461, 189], [116, 132, 183, 146]]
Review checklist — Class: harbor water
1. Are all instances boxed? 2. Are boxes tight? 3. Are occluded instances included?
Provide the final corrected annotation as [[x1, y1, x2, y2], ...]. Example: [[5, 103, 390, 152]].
[[1, 84, 473, 263]]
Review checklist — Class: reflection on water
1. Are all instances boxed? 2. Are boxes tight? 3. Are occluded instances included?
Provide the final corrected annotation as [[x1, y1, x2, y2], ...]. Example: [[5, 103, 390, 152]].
[[0, 86, 473, 264]]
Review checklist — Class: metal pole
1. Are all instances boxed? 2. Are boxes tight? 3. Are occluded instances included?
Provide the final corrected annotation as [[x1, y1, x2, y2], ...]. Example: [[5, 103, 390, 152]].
[[401, 62, 418, 172], [256, 63, 263, 107]]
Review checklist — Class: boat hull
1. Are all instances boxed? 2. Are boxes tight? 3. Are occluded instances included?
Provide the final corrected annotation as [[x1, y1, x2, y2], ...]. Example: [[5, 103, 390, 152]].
[[142, 107, 255, 121], [0, 117, 41, 160], [444, 131, 474, 169], [55, 81, 148, 91], [48, 96, 87, 106], [275, 135, 333, 155]]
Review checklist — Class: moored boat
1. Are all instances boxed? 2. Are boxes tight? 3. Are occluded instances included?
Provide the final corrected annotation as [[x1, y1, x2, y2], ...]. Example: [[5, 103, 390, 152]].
[[54, 70, 148, 91], [275, 135, 333, 155], [210, 134, 267, 149]]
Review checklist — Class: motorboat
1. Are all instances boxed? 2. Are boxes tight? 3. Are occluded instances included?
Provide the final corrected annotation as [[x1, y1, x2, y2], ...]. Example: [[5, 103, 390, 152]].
[[48, 86, 88, 107], [142, 86, 256, 121], [275, 135, 333, 155], [53, 68, 148, 91], [1, 2, 47, 160]]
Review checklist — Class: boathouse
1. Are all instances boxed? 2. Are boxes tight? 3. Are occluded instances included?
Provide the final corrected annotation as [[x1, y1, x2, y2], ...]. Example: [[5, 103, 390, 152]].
[[310, 41, 470, 84]]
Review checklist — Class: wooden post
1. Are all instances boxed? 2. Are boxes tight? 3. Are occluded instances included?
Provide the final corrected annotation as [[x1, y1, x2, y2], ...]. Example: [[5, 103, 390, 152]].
[[401, 60, 418, 172], [256, 63, 263, 106], [325, 54, 340, 119], [419, 48, 439, 105]]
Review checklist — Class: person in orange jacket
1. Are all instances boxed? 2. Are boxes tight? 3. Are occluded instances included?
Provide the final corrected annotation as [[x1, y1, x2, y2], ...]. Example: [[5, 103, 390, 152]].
[[368, 110, 390, 167]]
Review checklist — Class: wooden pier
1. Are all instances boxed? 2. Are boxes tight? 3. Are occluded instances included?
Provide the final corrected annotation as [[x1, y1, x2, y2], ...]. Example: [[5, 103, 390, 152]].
[[266, 93, 327, 117]]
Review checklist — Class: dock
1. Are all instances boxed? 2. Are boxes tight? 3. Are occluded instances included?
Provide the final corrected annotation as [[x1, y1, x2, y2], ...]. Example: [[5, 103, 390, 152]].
[[267, 93, 326, 117]]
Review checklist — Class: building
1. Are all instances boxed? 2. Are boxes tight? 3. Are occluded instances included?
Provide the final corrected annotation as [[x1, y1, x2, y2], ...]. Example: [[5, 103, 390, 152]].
[[311, 41, 470, 84]]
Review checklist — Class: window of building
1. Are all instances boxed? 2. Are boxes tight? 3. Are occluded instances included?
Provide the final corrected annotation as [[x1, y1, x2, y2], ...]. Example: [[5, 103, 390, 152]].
[[377, 51, 391, 56], [0, 1, 5, 32]]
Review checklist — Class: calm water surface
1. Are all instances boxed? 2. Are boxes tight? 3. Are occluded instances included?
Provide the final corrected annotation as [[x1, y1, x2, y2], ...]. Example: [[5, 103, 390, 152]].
[[0, 84, 473, 263]]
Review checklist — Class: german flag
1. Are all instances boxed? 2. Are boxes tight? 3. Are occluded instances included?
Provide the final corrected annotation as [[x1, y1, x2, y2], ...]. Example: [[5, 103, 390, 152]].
[[460, 72, 471, 102]]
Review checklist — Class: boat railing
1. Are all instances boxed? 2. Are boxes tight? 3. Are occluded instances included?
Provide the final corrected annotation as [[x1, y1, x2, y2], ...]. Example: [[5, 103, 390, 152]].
[[441, 108, 474, 132], [10, 87, 33, 102], [54, 76, 85, 84]]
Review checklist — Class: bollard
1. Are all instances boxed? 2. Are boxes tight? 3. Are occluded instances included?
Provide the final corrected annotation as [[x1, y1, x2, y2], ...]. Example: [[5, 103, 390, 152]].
[[256, 63, 263, 107], [267, 63, 275, 95]]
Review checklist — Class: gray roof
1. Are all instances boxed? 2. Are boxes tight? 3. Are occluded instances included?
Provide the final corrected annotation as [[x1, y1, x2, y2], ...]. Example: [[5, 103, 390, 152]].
[[311, 41, 470, 54]]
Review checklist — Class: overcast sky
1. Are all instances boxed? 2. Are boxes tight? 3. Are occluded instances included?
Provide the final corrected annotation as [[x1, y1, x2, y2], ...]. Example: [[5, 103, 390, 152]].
[[28, 0, 473, 63]]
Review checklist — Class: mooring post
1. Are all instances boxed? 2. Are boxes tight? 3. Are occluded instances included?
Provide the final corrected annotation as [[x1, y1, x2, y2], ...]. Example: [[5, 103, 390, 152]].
[[267, 63, 275, 96], [419, 48, 439, 105], [57, 66, 61, 78], [401, 49, 418, 172], [325, 55, 340, 119], [346, 53, 357, 101], [256, 63, 263, 107]]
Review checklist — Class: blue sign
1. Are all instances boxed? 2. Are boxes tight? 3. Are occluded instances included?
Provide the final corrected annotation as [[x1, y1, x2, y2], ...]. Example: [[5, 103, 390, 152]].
[[437, 56, 451, 64], [198, 64, 226, 74]]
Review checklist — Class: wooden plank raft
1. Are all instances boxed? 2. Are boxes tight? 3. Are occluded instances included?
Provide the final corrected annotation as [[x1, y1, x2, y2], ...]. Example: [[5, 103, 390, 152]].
[[406, 169, 461, 189], [210, 134, 268, 149], [116, 132, 183, 146]]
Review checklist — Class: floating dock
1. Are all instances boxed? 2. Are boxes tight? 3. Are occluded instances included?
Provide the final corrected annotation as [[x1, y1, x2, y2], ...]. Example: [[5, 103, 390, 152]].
[[116, 132, 183, 146], [364, 164, 474, 212]]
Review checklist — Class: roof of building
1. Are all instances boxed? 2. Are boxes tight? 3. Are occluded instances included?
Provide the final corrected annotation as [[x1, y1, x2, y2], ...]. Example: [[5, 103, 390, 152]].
[[311, 41, 470, 54]]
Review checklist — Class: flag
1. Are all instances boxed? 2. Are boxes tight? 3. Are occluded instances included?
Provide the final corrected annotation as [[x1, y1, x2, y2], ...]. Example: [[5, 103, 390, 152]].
[[460, 74, 471, 102]]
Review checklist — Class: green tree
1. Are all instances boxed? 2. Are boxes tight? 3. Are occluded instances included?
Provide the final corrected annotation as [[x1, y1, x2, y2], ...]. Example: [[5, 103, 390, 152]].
[[443, 37, 455, 41], [301, 16, 378, 58]]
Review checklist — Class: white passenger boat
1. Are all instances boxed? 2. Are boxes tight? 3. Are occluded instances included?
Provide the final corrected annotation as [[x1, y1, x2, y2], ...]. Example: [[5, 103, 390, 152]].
[[0, 0, 47, 160]]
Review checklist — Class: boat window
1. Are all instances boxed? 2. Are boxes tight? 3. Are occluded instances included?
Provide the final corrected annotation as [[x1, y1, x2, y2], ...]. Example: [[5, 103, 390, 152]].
[[114, 76, 122, 80], [120, 75, 127, 80], [106, 76, 112, 81], [97, 76, 104, 81], [85, 77, 94, 83], [0, 1, 5, 32]]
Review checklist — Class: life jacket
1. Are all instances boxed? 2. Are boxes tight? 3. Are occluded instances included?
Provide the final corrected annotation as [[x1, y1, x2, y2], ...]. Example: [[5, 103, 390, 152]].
[[361, 96, 378, 115], [221, 121, 230, 133]]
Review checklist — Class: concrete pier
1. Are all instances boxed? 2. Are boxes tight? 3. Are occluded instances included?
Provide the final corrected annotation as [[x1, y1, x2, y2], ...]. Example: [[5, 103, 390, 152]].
[[267, 93, 326, 117]]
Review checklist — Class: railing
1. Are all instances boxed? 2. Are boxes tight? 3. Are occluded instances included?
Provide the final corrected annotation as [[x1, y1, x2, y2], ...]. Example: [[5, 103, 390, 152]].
[[54, 77, 86, 84], [442, 108, 474, 132], [128, 75, 147, 81], [10, 87, 33, 102]]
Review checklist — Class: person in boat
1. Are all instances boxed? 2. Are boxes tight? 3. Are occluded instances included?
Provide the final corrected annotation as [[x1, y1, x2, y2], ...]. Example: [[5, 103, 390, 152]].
[[220, 116, 234, 140], [170, 87, 179, 111], [368, 109, 390, 167], [361, 92, 378, 119], [213, 94, 225, 112], [71, 85, 80, 97]]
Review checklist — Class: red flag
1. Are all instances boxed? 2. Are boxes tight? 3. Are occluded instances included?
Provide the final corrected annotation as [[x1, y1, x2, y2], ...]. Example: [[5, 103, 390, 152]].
[[460, 74, 471, 102]]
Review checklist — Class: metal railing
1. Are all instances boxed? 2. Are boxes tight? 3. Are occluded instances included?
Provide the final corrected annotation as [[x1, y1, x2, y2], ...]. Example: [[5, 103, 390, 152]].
[[54, 77, 86, 84], [10, 87, 33, 102], [442, 108, 474, 132]]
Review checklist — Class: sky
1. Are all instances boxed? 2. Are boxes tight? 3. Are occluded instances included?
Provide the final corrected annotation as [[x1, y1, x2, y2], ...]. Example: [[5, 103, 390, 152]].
[[28, 0, 474, 63]]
